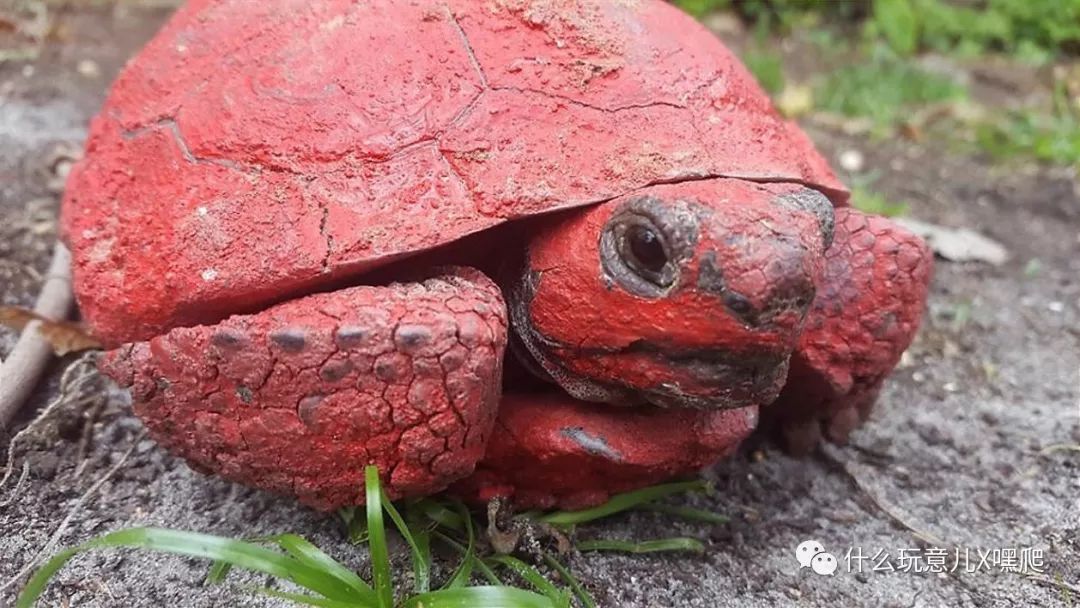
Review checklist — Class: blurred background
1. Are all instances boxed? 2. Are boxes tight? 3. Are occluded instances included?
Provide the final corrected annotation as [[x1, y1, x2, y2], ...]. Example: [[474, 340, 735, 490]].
[[672, 0, 1080, 211]]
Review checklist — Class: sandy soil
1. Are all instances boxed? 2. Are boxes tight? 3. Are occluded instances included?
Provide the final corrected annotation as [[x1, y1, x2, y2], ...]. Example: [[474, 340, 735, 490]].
[[1, 5, 1077, 608]]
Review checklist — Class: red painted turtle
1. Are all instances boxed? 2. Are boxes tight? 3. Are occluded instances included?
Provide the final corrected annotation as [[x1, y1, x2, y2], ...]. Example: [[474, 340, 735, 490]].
[[61, 0, 932, 510]]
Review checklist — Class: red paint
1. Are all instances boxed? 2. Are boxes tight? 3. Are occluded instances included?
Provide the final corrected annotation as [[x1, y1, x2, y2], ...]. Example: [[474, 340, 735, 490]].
[[61, 0, 844, 347], [64, 0, 930, 511], [762, 209, 934, 453], [100, 268, 508, 509], [453, 394, 757, 510], [522, 180, 826, 409]]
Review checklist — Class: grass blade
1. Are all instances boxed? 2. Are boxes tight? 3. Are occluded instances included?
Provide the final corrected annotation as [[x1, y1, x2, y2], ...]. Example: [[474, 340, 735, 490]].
[[542, 554, 595, 608], [365, 466, 394, 608], [16, 547, 79, 608], [402, 586, 557, 608], [262, 534, 376, 602], [538, 480, 707, 526], [338, 506, 370, 544], [413, 499, 466, 532], [486, 555, 570, 607], [205, 559, 231, 584], [380, 489, 430, 593], [433, 532, 502, 586], [253, 587, 373, 608], [441, 501, 478, 589], [16, 528, 365, 608], [576, 537, 705, 554], [642, 504, 730, 525]]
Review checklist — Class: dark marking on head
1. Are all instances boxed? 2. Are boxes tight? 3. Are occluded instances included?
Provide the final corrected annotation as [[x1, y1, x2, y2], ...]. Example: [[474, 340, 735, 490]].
[[235, 385, 254, 404], [297, 394, 324, 429], [697, 252, 759, 325], [394, 325, 431, 352], [319, 360, 354, 383], [696, 252, 726, 296], [335, 326, 368, 349], [211, 329, 247, 350], [774, 189, 835, 249], [270, 328, 307, 352], [561, 427, 623, 461]]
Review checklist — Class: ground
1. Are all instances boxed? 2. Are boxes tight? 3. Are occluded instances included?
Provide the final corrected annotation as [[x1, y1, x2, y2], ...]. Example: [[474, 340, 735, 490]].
[[1, 5, 1078, 608]]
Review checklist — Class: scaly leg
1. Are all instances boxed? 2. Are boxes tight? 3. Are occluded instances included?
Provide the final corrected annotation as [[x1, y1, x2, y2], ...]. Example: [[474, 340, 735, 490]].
[[454, 394, 758, 510], [761, 208, 933, 454], [101, 267, 507, 510]]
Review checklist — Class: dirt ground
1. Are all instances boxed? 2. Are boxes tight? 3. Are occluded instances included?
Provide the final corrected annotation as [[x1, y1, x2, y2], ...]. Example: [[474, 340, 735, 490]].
[[1, 5, 1078, 608]]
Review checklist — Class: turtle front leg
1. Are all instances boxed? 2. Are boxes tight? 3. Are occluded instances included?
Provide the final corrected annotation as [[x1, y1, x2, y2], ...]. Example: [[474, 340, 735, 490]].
[[762, 208, 933, 454], [101, 267, 507, 510], [454, 394, 758, 510]]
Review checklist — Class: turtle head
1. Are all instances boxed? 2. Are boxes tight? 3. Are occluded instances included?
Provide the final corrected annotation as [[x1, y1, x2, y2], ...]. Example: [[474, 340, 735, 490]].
[[508, 178, 834, 410]]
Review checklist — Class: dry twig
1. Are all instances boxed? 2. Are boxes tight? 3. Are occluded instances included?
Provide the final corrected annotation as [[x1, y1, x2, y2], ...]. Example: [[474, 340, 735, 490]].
[[0, 243, 74, 428], [0, 432, 143, 597]]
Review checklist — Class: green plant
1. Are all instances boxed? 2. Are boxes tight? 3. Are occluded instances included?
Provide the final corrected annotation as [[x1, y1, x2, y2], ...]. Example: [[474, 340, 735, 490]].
[[743, 47, 786, 94], [893, 0, 1080, 62], [18, 470, 726, 607], [675, 0, 732, 18], [850, 187, 910, 217], [815, 44, 967, 132], [679, 0, 1080, 63]]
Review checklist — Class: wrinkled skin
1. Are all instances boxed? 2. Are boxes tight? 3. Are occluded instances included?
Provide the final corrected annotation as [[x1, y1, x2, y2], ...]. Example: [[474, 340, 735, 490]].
[[70, 0, 932, 510]]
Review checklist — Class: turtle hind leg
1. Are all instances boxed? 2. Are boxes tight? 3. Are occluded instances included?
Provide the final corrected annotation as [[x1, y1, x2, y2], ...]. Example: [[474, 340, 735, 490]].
[[761, 208, 933, 455], [101, 266, 508, 509]]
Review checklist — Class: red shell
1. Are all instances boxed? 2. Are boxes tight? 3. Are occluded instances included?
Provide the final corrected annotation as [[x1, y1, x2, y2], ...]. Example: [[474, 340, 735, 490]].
[[61, 0, 846, 346]]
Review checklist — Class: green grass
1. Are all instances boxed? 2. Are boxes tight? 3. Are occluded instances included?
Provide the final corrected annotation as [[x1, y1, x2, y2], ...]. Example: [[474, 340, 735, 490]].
[[743, 47, 785, 95], [17, 469, 728, 607], [871, 0, 1080, 62], [676, 0, 1080, 63], [814, 45, 967, 133], [850, 187, 910, 217], [973, 81, 1080, 167]]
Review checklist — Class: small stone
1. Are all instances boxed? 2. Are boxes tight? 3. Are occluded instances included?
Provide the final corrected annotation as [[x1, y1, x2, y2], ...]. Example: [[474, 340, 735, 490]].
[[77, 59, 101, 78], [1048, 301, 1064, 313], [838, 149, 864, 173]]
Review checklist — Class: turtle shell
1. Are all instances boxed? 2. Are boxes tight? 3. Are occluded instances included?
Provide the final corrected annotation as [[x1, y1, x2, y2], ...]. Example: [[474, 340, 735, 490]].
[[61, 0, 847, 346]]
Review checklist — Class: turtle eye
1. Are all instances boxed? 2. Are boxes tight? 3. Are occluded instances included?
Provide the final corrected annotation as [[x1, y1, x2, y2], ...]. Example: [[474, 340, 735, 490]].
[[625, 225, 668, 273], [600, 196, 696, 298]]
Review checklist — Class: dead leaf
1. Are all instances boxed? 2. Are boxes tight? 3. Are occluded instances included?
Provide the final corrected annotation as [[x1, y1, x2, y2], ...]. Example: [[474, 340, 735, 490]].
[[0, 306, 102, 355], [895, 218, 1010, 266]]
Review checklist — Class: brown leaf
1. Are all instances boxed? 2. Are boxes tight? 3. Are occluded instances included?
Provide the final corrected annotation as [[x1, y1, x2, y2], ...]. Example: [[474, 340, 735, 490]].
[[0, 306, 102, 355]]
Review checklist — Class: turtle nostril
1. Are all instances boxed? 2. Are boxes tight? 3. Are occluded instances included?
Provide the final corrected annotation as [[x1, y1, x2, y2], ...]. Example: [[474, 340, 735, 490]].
[[770, 277, 816, 317], [723, 291, 755, 319]]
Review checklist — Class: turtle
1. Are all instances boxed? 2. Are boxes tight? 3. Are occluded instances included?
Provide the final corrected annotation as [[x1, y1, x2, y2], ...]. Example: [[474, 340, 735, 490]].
[[61, 0, 933, 511]]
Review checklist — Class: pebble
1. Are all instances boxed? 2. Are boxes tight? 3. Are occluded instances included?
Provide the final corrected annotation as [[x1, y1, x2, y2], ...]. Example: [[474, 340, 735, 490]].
[[77, 59, 101, 78], [838, 149, 864, 173], [1048, 301, 1064, 313]]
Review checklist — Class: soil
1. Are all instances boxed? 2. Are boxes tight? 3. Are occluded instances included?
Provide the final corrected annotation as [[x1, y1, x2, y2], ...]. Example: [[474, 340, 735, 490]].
[[1, 5, 1078, 608]]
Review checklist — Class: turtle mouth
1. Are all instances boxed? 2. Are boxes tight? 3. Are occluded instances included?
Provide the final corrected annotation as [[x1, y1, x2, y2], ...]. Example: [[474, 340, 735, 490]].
[[636, 350, 791, 410], [509, 323, 791, 411]]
